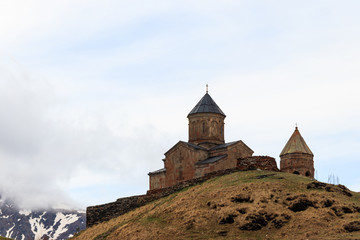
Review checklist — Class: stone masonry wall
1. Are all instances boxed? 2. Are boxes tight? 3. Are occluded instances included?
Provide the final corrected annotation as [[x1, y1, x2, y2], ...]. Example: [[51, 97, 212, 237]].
[[86, 195, 143, 227], [163, 145, 208, 188], [280, 153, 314, 178], [149, 171, 166, 190], [188, 113, 225, 145], [86, 156, 278, 228], [237, 156, 279, 172]]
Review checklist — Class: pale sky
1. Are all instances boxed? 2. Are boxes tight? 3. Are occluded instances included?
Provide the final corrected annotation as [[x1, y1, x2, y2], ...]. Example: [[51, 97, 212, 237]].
[[0, 0, 359, 209]]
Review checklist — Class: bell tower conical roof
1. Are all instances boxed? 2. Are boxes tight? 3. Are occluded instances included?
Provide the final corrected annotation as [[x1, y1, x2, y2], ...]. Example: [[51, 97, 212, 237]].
[[188, 92, 225, 117], [280, 127, 313, 157]]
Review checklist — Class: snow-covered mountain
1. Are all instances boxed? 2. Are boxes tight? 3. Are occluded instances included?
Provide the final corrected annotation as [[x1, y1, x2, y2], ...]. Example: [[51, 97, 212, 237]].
[[0, 198, 85, 240]]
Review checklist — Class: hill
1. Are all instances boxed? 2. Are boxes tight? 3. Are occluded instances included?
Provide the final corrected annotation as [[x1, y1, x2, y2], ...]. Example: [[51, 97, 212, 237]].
[[72, 170, 360, 240]]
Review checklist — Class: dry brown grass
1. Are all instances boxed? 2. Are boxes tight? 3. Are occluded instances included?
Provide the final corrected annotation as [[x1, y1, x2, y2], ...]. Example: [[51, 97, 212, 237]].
[[72, 171, 360, 240]]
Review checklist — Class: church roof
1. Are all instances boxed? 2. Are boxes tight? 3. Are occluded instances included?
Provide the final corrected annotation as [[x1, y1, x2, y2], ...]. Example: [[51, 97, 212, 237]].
[[148, 168, 166, 175], [280, 127, 313, 157], [211, 141, 240, 150], [210, 140, 254, 154], [164, 141, 207, 156], [196, 154, 227, 165], [188, 92, 226, 117]]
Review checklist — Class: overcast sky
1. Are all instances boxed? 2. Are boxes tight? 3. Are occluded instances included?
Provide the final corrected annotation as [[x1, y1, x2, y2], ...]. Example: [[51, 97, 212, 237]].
[[0, 0, 360, 209]]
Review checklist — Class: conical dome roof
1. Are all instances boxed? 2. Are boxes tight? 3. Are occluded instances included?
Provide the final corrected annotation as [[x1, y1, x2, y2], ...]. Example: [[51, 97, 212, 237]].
[[280, 127, 313, 157], [188, 93, 225, 117]]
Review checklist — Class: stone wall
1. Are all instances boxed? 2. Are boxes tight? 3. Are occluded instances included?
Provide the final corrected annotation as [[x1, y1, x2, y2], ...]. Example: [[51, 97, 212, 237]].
[[280, 153, 314, 177], [86, 195, 143, 227], [195, 155, 228, 178], [149, 170, 166, 190], [188, 113, 225, 145], [227, 142, 254, 166], [164, 144, 208, 188], [237, 156, 279, 172], [86, 156, 278, 228]]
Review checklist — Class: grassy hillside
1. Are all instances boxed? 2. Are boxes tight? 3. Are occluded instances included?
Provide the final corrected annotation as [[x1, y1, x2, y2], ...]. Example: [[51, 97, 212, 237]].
[[0, 237, 13, 240], [72, 171, 360, 240]]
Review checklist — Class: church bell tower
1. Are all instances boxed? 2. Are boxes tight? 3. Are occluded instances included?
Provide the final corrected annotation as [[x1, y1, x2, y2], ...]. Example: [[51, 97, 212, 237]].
[[280, 127, 314, 178], [187, 87, 226, 148]]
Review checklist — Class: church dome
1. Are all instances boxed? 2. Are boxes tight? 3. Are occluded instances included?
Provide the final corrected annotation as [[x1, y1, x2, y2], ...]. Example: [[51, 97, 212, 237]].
[[188, 92, 225, 117], [280, 127, 313, 157]]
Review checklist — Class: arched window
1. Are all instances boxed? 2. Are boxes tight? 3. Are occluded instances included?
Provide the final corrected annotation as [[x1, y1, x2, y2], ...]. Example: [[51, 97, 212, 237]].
[[293, 171, 300, 175], [202, 121, 206, 134], [305, 171, 311, 177]]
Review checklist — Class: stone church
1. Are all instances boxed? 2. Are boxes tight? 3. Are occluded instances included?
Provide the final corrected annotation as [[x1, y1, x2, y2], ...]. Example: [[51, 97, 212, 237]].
[[148, 90, 315, 191]]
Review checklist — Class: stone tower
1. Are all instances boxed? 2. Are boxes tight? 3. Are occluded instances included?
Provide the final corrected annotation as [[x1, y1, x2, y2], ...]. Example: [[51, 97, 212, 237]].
[[280, 127, 314, 178], [188, 90, 226, 148]]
